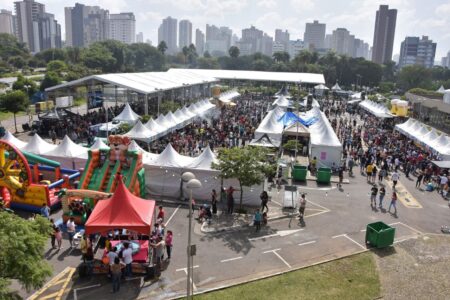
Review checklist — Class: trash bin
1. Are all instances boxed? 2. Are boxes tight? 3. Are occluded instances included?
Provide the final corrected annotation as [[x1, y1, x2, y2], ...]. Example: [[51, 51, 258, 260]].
[[316, 167, 331, 183], [365, 221, 396, 248], [292, 165, 307, 181]]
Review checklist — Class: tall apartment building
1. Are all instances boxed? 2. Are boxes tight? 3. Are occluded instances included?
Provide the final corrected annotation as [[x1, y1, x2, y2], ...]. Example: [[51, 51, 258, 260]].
[[399, 36, 436, 69], [261, 33, 273, 57], [15, 0, 61, 52], [275, 29, 289, 51], [303, 20, 325, 49], [354, 39, 370, 59], [372, 5, 397, 64], [205, 24, 231, 56], [442, 51, 450, 68], [330, 28, 354, 57], [239, 26, 263, 55], [288, 39, 305, 59], [195, 29, 205, 56], [179, 20, 192, 49], [109, 13, 135, 44], [0, 9, 16, 36], [158, 16, 177, 54], [65, 3, 109, 47], [136, 32, 143, 43]]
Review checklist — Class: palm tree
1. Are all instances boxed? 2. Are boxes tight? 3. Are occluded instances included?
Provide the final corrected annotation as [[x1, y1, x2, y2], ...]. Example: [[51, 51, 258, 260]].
[[228, 46, 240, 58], [157, 41, 168, 55]]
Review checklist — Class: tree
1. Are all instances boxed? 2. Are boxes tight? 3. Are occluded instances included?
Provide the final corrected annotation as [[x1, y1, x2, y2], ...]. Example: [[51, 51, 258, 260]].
[[8, 56, 26, 69], [81, 43, 116, 72], [182, 46, 189, 64], [252, 59, 269, 71], [46, 60, 67, 75], [40, 72, 61, 91], [12, 75, 37, 98], [157, 41, 168, 55], [0, 212, 52, 298], [212, 146, 269, 211], [0, 33, 30, 62], [197, 57, 220, 69], [34, 48, 66, 63], [0, 90, 29, 132], [128, 43, 165, 71], [272, 51, 290, 63], [397, 65, 432, 91], [203, 51, 211, 58], [228, 46, 240, 58]]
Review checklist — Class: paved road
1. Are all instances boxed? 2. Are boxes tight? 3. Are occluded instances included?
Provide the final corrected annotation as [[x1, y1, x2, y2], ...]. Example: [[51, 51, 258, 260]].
[[27, 165, 447, 300]]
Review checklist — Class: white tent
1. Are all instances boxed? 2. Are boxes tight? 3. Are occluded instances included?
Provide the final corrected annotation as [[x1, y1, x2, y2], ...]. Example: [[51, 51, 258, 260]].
[[272, 95, 292, 108], [165, 111, 182, 129], [128, 140, 158, 164], [301, 107, 342, 168], [421, 129, 440, 147], [314, 84, 329, 90], [181, 106, 196, 120], [22, 134, 56, 155], [429, 134, 450, 154], [331, 83, 341, 91], [113, 103, 140, 124], [416, 125, 430, 139], [174, 109, 189, 125], [90, 138, 110, 150], [185, 146, 218, 170], [151, 143, 194, 168], [2, 131, 27, 149], [395, 118, 417, 138], [218, 90, 240, 103], [155, 114, 172, 130], [359, 100, 394, 118], [44, 135, 88, 169], [254, 106, 285, 147], [124, 120, 154, 143], [437, 85, 446, 93], [145, 118, 167, 140]]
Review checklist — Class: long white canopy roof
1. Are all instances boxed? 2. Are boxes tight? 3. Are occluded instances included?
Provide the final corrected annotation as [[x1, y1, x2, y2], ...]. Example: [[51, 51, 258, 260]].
[[168, 69, 325, 84]]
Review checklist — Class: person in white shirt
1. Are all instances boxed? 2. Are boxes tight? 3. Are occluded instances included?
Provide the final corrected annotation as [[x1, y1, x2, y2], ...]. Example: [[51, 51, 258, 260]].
[[440, 175, 448, 194], [391, 171, 400, 189], [107, 246, 118, 266], [121, 242, 133, 277], [66, 217, 76, 248]]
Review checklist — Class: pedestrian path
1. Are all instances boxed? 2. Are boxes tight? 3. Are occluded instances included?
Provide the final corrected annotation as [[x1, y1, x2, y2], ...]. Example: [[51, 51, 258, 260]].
[[28, 266, 76, 300], [385, 178, 423, 209]]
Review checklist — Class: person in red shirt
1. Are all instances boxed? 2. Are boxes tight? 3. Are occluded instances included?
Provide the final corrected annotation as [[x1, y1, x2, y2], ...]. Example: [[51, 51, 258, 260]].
[[157, 206, 165, 223]]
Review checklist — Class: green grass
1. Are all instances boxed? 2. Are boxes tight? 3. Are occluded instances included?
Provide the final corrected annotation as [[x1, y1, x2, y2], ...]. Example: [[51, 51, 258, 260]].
[[196, 252, 380, 300], [0, 111, 26, 122], [74, 98, 85, 107]]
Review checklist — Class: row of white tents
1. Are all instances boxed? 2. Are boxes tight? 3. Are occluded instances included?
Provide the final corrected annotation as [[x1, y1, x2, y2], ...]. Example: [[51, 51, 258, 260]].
[[124, 98, 216, 143], [359, 100, 394, 118], [2, 131, 261, 204], [395, 119, 450, 160]]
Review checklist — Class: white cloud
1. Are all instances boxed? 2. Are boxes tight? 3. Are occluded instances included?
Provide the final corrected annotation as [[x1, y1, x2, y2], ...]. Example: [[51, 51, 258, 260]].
[[289, 0, 314, 11], [258, 0, 277, 9]]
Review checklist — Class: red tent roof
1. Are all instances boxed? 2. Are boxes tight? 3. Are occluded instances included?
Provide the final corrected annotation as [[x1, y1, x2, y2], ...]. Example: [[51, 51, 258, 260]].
[[85, 177, 155, 235]]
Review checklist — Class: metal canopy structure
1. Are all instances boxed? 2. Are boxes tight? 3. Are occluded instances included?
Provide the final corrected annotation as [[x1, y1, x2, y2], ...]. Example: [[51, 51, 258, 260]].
[[45, 71, 219, 94], [168, 68, 325, 84]]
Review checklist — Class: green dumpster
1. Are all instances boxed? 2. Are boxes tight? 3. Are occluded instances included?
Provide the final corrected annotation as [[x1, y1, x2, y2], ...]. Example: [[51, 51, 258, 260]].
[[316, 167, 331, 184], [292, 165, 307, 181], [365, 221, 396, 248]]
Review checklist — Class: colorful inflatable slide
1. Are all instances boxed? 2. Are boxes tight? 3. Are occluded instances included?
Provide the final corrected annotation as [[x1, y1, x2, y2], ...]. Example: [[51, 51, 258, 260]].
[[0, 139, 80, 212]]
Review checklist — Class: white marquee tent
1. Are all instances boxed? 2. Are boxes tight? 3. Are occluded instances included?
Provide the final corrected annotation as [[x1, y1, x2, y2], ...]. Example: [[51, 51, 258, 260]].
[[218, 90, 240, 103], [254, 106, 286, 147], [331, 83, 341, 91], [22, 134, 57, 155], [272, 95, 292, 108], [90, 138, 110, 150], [359, 100, 394, 118], [2, 131, 27, 149], [44, 135, 88, 169], [124, 120, 155, 143], [112, 103, 140, 124]]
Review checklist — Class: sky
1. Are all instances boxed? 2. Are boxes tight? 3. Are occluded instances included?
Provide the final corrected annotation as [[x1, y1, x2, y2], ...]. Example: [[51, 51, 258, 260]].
[[2, 0, 450, 60]]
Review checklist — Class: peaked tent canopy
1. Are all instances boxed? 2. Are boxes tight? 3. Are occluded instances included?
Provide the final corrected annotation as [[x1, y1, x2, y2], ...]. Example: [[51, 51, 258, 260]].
[[85, 177, 156, 235], [45, 135, 88, 159], [113, 103, 140, 124], [249, 133, 279, 148], [1, 131, 27, 149], [314, 84, 329, 90], [437, 85, 446, 93], [185, 146, 218, 170], [331, 83, 341, 91], [90, 138, 110, 150], [359, 100, 394, 118], [151, 143, 193, 168], [22, 134, 57, 155], [272, 95, 292, 108], [124, 120, 154, 143]]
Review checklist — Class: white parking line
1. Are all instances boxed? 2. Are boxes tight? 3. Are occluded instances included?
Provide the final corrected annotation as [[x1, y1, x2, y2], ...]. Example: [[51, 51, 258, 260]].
[[197, 276, 216, 286], [361, 222, 400, 232], [307, 199, 330, 212], [176, 265, 199, 291], [298, 240, 316, 246], [220, 256, 243, 263], [165, 205, 181, 227], [263, 248, 292, 268], [332, 234, 366, 250], [73, 284, 101, 300], [398, 222, 423, 234]]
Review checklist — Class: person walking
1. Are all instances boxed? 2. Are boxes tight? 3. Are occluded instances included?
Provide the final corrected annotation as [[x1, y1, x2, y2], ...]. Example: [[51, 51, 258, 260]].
[[150, 236, 165, 275], [370, 185, 378, 207], [165, 230, 173, 260], [157, 206, 165, 223], [121, 242, 133, 278], [379, 187, 386, 209], [366, 163, 373, 183], [388, 192, 398, 215], [378, 168, 386, 182], [66, 217, 76, 248], [211, 189, 217, 215], [50, 218, 57, 249], [253, 209, 262, 232], [299, 194, 307, 221], [55, 227, 63, 250], [348, 156, 354, 176], [111, 257, 125, 293], [41, 203, 50, 219], [260, 191, 269, 213], [226, 186, 235, 214], [371, 165, 377, 183], [391, 171, 400, 189], [338, 167, 344, 188], [80, 234, 88, 262], [416, 171, 424, 188]]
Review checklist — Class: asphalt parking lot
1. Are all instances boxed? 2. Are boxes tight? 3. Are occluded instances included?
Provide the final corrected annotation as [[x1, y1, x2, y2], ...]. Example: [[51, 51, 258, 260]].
[[26, 167, 448, 299]]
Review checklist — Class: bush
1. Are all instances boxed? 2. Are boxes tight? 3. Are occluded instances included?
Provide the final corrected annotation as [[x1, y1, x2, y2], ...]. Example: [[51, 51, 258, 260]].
[[407, 88, 443, 98], [283, 140, 303, 152]]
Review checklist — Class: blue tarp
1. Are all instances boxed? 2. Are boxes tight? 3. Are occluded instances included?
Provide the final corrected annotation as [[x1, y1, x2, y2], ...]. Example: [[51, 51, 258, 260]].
[[278, 112, 318, 127]]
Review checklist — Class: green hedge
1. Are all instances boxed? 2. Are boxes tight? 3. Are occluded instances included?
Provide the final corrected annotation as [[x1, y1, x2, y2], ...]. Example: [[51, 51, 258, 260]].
[[408, 88, 443, 98]]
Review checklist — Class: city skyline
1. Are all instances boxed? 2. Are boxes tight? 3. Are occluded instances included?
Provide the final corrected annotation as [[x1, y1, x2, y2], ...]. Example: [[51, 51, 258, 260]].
[[0, 0, 449, 59]]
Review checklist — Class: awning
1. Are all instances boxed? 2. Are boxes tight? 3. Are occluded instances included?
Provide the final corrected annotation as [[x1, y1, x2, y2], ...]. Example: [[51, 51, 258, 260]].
[[431, 160, 450, 169]]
